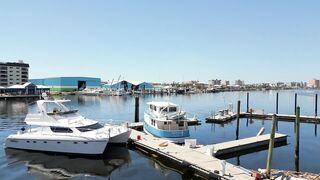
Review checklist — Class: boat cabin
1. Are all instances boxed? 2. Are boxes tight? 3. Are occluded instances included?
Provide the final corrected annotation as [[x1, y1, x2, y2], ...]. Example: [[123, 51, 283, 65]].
[[146, 102, 188, 131]]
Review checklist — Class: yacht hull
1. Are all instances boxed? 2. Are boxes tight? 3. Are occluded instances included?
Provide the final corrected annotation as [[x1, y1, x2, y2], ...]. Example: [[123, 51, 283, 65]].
[[109, 130, 131, 144], [5, 136, 108, 155]]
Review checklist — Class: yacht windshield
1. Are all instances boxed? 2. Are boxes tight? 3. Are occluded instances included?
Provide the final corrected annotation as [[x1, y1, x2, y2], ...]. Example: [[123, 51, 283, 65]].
[[169, 107, 177, 112], [45, 102, 77, 115], [77, 123, 104, 132]]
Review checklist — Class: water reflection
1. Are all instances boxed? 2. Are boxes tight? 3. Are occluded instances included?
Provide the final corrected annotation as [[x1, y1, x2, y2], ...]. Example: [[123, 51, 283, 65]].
[[5, 147, 131, 178], [0, 100, 28, 116]]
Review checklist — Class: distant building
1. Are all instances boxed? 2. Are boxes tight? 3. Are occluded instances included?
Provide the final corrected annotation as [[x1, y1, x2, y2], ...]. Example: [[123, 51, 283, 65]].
[[221, 80, 230, 86], [30, 77, 101, 92], [0, 60, 29, 86], [308, 79, 320, 88], [208, 79, 221, 88], [234, 80, 245, 86]]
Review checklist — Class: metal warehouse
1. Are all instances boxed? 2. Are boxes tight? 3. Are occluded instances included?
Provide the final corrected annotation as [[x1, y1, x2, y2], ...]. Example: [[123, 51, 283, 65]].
[[103, 80, 153, 91], [30, 77, 101, 92]]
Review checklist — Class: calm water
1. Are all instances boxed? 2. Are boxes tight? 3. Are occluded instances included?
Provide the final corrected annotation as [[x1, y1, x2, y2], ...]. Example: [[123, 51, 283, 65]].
[[1, 90, 320, 179]]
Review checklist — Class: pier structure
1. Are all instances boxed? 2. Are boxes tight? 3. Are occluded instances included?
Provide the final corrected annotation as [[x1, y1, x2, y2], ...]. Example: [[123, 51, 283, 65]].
[[128, 127, 288, 179], [206, 112, 320, 123]]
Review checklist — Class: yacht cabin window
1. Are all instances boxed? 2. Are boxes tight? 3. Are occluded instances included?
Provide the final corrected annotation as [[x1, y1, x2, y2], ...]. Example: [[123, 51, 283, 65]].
[[50, 127, 73, 133], [169, 107, 177, 112]]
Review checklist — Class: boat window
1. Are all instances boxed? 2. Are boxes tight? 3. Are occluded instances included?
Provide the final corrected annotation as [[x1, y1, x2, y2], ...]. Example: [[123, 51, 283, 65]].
[[160, 107, 168, 113], [77, 123, 104, 132], [164, 122, 167, 125], [178, 121, 184, 127], [50, 127, 73, 133], [169, 107, 177, 112]]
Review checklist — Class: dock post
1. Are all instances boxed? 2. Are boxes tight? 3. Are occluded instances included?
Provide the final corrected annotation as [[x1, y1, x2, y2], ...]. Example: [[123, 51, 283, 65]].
[[276, 92, 279, 131], [135, 96, 139, 122], [276, 92, 279, 114], [315, 94, 318, 118], [236, 100, 241, 140], [246, 92, 249, 113], [295, 106, 300, 172], [294, 93, 297, 115], [266, 114, 277, 178]]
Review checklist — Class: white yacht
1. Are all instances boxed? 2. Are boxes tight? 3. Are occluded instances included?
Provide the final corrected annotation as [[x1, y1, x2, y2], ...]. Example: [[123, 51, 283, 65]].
[[5, 99, 131, 155], [144, 102, 192, 143]]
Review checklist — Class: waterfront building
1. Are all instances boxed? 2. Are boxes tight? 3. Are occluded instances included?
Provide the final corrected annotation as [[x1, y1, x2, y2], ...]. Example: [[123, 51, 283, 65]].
[[308, 79, 320, 88], [208, 79, 221, 88], [103, 80, 153, 91], [0, 82, 49, 95], [0, 60, 29, 86], [30, 77, 101, 92], [221, 80, 230, 86], [234, 80, 245, 86]]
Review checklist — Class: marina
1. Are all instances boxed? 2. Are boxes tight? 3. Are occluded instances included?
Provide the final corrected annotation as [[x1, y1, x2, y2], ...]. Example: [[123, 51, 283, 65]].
[[1, 91, 320, 179]]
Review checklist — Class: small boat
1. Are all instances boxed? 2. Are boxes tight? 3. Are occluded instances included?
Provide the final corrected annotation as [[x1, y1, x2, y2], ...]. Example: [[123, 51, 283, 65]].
[[143, 102, 191, 143], [5, 99, 131, 155]]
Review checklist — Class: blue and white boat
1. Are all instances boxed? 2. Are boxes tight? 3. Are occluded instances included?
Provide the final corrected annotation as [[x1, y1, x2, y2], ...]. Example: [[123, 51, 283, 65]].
[[144, 102, 190, 143]]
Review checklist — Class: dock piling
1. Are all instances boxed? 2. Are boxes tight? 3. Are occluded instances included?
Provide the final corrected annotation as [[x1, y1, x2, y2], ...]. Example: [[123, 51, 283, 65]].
[[266, 114, 277, 178], [315, 94, 318, 118], [236, 100, 241, 140], [295, 106, 300, 172], [246, 92, 249, 113], [294, 93, 298, 115], [135, 96, 139, 122], [276, 92, 279, 114]]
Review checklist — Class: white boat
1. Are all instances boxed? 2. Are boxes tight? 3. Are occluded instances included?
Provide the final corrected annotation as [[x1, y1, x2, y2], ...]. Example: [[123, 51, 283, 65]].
[[144, 102, 191, 143], [5, 99, 131, 155]]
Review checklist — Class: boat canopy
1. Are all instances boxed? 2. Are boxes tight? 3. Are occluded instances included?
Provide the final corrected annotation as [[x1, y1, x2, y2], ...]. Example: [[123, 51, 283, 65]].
[[24, 99, 99, 127]]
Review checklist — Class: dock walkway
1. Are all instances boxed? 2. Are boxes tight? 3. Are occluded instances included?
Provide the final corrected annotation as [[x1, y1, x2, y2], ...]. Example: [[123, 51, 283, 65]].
[[130, 129, 254, 179], [206, 112, 320, 124], [196, 133, 287, 157]]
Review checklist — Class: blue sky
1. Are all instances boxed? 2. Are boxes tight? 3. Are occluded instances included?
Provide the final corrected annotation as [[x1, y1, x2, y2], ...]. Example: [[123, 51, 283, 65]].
[[0, 0, 319, 83]]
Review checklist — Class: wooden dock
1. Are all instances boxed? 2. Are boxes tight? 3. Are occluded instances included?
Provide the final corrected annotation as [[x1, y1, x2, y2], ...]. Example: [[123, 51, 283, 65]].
[[195, 133, 287, 157], [0, 94, 41, 100], [242, 113, 320, 123], [129, 129, 255, 179], [206, 112, 320, 124]]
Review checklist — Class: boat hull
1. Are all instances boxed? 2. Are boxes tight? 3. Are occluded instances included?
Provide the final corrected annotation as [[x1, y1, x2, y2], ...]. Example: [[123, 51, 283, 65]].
[[143, 122, 189, 143], [5, 136, 108, 155], [109, 129, 131, 144]]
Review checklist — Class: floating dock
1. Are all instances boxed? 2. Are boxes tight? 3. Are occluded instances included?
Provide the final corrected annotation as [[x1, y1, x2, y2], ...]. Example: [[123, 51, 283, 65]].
[[242, 113, 320, 123], [129, 129, 287, 179], [129, 129, 255, 179], [206, 112, 320, 124], [195, 133, 287, 157]]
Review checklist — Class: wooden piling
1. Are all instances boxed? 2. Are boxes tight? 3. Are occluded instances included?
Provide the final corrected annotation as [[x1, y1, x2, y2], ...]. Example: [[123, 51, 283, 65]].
[[236, 100, 241, 140], [315, 94, 318, 117], [135, 96, 139, 122], [266, 114, 277, 178], [294, 93, 297, 115], [295, 107, 300, 172], [246, 92, 249, 113], [276, 92, 279, 114]]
